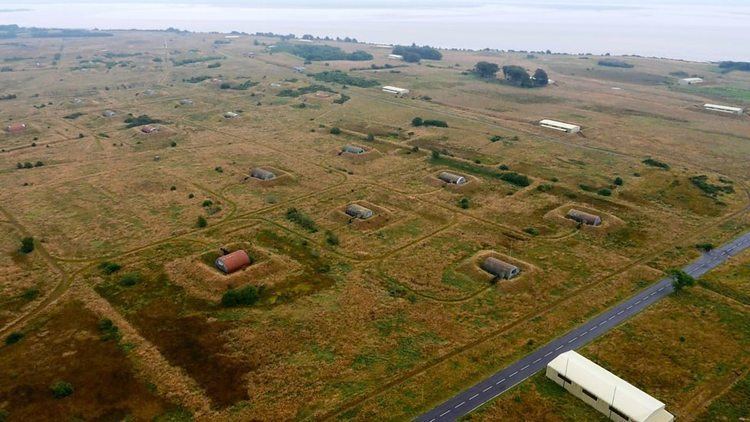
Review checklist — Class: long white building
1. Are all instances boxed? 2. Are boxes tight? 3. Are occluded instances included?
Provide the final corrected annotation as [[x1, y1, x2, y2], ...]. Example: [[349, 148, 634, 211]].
[[547, 351, 674, 422], [678, 77, 703, 85], [704, 103, 744, 115], [539, 119, 581, 133], [388, 54, 404, 60], [382, 86, 410, 96]]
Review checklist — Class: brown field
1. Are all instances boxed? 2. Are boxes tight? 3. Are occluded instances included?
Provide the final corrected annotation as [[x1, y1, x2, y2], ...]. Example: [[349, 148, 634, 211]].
[[0, 29, 749, 421]]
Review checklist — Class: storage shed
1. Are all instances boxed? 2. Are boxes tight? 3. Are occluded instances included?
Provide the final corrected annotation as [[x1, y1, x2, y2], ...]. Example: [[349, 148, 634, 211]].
[[345, 203, 374, 220], [547, 351, 674, 422], [567, 209, 602, 226], [438, 171, 467, 185], [250, 168, 276, 180], [215, 250, 251, 274], [704, 103, 744, 115], [102, 110, 116, 118], [179, 99, 194, 105], [5, 122, 27, 133], [382, 86, 410, 96], [224, 111, 239, 119], [342, 145, 366, 155], [480, 257, 520, 279], [141, 125, 158, 134], [678, 77, 703, 85], [540, 119, 581, 133]]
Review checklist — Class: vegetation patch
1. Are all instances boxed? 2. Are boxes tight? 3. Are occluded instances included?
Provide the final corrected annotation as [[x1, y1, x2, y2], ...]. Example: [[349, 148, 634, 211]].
[[598, 58, 634, 68], [124, 114, 162, 128], [311, 70, 378, 87], [273, 43, 372, 61], [689, 175, 734, 197], [277, 84, 334, 98]]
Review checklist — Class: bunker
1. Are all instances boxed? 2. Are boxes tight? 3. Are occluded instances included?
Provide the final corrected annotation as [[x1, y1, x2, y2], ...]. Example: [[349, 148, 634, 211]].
[[250, 168, 276, 181], [224, 111, 239, 119], [567, 209, 602, 226], [342, 145, 366, 155], [102, 110, 116, 118], [141, 125, 158, 134], [215, 250, 251, 274], [345, 204, 374, 220], [480, 257, 520, 279], [179, 99, 194, 105], [438, 171, 467, 185]]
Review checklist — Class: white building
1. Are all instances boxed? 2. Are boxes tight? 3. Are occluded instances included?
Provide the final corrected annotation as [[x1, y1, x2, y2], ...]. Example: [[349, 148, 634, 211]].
[[678, 77, 703, 85], [388, 54, 404, 60], [540, 119, 581, 133], [704, 103, 744, 115], [547, 351, 674, 422], [224, 111, 239, 119], [382, 86, 410, 96]]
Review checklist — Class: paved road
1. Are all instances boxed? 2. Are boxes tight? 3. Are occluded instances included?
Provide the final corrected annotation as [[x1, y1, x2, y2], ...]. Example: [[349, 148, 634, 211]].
[[418, 231, 750, 422]]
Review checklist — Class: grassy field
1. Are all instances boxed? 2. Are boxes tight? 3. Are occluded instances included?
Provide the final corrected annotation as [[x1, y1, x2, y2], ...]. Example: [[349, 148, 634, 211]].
[[0, 29, 748, 420]]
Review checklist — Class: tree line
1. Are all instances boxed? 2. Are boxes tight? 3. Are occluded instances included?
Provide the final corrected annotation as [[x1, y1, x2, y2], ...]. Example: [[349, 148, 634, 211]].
[[473, 62, 548, 88]]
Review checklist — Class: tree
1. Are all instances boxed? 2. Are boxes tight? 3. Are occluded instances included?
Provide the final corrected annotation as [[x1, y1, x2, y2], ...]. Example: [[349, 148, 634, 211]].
[[474, 61, 499, 78], [196, 216, 208, 228], [532, 68, 549, 86], [50, 381, 74, 399], [330, 127, 341, 135], [221, 285, 263, 307], [5, 332, 23, 345], [458, 197, 470, 209], [668, 269, 695, 292], [19, 237, 34, 254], [502, 65, 533, 87], [402, 52, 421, 63], [411, 117, 423, 127], [613, 176, 624, 186]]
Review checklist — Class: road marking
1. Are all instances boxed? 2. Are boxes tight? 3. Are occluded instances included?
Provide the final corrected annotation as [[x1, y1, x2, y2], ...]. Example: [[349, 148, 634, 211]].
[[599, 322, 606, 326], [626, 305, 633, 310], [556, 345, 563, 350], [455, 402, 465, 409], [617, 310, 624, 315], [635, 300, 641, 304], [497, 378, 506, 384], [544, 351, 553, 357], [510, 371, 518, 377], [521, 365, 529, 370], [568, 338, 576, 343], [533, 358, 541, 364], [439, 410, 451, 417], [608, 316, 615, 321], [428, 419, 436, 422], [469, 394, 479, 401], [482, 386, 493, 392]]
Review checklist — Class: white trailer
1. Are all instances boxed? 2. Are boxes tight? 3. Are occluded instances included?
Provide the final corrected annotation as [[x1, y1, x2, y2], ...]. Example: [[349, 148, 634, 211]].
[[382, 86, 410, 96], [539, 119, 581, 133], [704, 103, 744, 115]]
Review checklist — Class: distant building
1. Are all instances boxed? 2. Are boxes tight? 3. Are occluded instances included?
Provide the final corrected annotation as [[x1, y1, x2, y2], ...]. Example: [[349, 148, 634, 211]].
[[704, 103, 744, 115], [678, 77, 703, 85], [5, 122, 27, 133], [547, 351, 674, 422], [345, 204, 374, 220], [480, 257, 520, 279], [567, 209, 602, 226], [342, 145, 366, 155], [382, 86, 410, 96], [141, 125, 158, 134], [250, 168, 276, 180], [215, 250, 251, 274], [224, 111, 239, 119], [388, 54, 404, 60], [438, 171, 467, 185], [540, 119, 581, 133], [179, 99, 194, 105], [293, 66, 306, 73], [102, 110, 116, 118]]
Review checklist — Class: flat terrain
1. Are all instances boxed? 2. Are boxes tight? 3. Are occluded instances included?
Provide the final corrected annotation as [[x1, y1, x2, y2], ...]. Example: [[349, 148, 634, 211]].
[[0, 29, 748, 421]]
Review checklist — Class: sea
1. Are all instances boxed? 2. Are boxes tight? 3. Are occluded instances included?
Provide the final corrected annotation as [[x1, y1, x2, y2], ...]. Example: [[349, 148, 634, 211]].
[[2, 0, 750, 62]]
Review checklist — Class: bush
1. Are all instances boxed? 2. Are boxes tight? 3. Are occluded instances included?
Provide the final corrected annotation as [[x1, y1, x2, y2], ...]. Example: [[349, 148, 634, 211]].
[[285, 208, 318, 232], [613, 176, 624, 186], [201, 200, 213, 207], [695, 243, 714, 252], [50, 381, 74, 398], [97, 318, 121, 342], [366, 133, 375, 141], [537, 184, 553, 192], [392, 45, 442, 61], [325, 230, 340, 246], [422, 119, 448, 128], [221, 285, 263, 307], [5, 332, 23, 345], [196, 216, 208, 228], [598, 59, 634, 68], [668, 269, 695, 292], [411, 117, 423, 127], [273, 43, 372, 61], [431, 150, 441, 159], [458, 197, 470, 209], [490, 135, 503, 142], [642, 158, 670, 170], [19, 237, 34, 254], [524, 227, 540, 236], [123, 114, 161, 128], [119, 272, 141, 287], [311, 70, 378, 87], [330, 127, 341, 135], [99, 261, 122, 275], [35, 161, 44, 167], [500, 172, 531, 187], [597, 188, 612, 196]]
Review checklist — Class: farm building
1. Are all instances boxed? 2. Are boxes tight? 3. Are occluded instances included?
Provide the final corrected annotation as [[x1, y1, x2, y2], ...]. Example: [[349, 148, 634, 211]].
[[5, 123, 27, 133], [382, 86, 410, 96], [293, 66, 306, 73], [704, 103, 744, 115], [215, 250, 252, 274], [102, 110, 116, 118], [438, 171, 467, 185], [342, 145, 366, 155], [224, 111, 239, 119], [179, 99, 194, 105], [480, 257, 520, 279], [547, 351, 674, 422], [678, 77, 703, 85], [567, 209, 602, 226], [540, 119, 581, 133], [388, 54, 404, 60], [250, 168, 276, 180], [345, 204, 374, 220], [141, 125, 158, 134]]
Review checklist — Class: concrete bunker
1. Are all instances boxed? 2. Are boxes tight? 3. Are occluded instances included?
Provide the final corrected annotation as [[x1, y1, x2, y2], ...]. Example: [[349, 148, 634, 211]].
[[341, 145, 366, 155], [215, 250, 252, 274], [102, 110, 116, 118], [141, 125, 158, 134], [438, 171, 467, 185], [345, 203, 374, 220], [567, 209, 602, 226], [250, 168, 276, 181], [480, 257, 520, 280]]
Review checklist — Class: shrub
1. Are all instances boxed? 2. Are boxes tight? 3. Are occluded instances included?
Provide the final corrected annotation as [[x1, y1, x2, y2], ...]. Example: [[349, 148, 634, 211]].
[[668, 269, 695, 292], [221, 285, 263, 307], [642, 158, 670, 170], [598, 59, 634, 68], [50, 381, 74, 398], [285, 208, 318, 232], [411, 117, 423, 127], [422, 119, 448, 128], [97, 318, 121, 342], [21, 288, 39, 301], [19, 237, 34, 254], [366, 133, 375, 141], [99, 261, 122, 275], [5, 332, 23, 345], [431, 150, 441, 159], [201, 200, 213, 207], [500, 172, 531, 187], [458, 197, 470, 209], [490, 135, 503, 142], [524, 227, 540, 236], [170, 141, 177, 147], [325, 230, 340, 246], [196, 216, 208, 228], [35, 161, 44, 167], [311, 70, 378, 87], [119, 272, 141, 287], [498, 164, 509, 170], [690, 175, 734, 196], [695, 243, 714, 252], [214, 166, 223, 173], [330, 127, 341, 135], [597, 188, 612, 196], [537, 184, 553, 192], [124, 114, 161, 128], [613, 176, 624, 186]]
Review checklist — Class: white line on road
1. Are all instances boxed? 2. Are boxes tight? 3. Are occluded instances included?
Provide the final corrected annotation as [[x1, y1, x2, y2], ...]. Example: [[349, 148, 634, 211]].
[[469, 394, 479, 401], [482, 386, 493, 392], [533, 358, 541, 364], [556, 345, 563, 350], [439, 410, 451, 417], [455, 402, 465, 409], [497, 378, 506, 384], [521, 365, 529, 370], [544, 351, 553, 357], [617, 310, 624, 315], [626, 305, 633, 310]]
